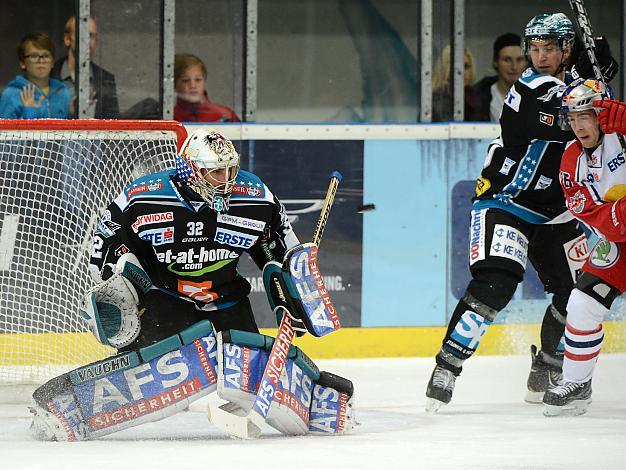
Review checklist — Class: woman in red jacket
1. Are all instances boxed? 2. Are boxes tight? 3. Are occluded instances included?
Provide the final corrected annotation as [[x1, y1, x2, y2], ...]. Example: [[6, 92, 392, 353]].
[[174, 53, 240, 123]]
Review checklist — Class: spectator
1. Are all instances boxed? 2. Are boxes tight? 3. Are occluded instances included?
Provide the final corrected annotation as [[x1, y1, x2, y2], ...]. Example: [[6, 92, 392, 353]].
[[174, 53, 240, 122], [473, 33, 526, 122], [432, 45, 480, 122], [0, 32, 72, 119], [52, 16, 119, 119]]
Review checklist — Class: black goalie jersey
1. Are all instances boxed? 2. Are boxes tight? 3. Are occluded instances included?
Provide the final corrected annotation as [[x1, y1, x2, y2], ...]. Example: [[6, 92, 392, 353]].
[[473, 66, 575, 223], [89, 168, 299, 309]]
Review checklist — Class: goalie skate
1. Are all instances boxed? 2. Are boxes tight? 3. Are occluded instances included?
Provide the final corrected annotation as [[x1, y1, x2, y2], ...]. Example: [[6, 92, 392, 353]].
[[542, 380, 592, 417]]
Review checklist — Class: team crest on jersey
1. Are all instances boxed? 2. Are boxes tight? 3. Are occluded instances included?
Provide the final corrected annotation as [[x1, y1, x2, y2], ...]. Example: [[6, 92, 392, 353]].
[[539, 112, 554, 126], [568, 190, 586, 214], [589, 240, 620, 269]]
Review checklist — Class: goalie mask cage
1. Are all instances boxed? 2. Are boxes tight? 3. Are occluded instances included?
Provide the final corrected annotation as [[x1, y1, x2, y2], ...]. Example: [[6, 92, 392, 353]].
[[0, 119, 187, 402]]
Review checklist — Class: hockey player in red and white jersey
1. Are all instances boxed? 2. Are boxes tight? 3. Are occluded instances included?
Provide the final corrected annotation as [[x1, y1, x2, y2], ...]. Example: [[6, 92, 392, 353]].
[[543, 78, 625, 416]]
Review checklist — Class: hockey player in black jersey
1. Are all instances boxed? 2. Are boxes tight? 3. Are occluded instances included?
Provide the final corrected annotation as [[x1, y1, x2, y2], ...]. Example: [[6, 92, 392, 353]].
[[87, 128, 302, 345], [29, 129, 354, 441], [426, 13, 619, 411]]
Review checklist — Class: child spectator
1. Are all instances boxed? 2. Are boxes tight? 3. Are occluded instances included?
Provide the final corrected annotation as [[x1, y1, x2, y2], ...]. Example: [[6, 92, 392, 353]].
[[174, 53, 240, 122], [0, 32, 72, 119]]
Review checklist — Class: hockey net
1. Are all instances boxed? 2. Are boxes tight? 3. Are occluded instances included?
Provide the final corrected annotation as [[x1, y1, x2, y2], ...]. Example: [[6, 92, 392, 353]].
[[0, 119, 187, 402]]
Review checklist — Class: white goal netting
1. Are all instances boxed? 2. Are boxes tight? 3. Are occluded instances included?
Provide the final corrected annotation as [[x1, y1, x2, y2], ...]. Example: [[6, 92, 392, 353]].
[[0, 120, 186, 400]]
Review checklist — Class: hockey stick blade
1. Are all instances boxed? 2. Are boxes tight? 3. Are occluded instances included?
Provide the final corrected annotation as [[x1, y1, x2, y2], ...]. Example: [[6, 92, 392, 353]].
[[208, 171, 342, 439], [207, 400, 264, 439]]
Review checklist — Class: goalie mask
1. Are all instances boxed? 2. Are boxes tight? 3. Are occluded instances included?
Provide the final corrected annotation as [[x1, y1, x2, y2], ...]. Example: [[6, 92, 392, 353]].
[[559, 78, 613, 130], [177, 129, 240, 212]]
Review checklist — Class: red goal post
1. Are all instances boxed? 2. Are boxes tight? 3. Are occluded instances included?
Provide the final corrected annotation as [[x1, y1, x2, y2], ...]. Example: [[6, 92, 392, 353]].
[[0, 119, 187, 402]]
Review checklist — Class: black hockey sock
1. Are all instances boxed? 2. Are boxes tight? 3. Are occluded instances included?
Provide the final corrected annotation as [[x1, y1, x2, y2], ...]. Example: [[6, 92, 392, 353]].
[[540, 303, 566, 358]]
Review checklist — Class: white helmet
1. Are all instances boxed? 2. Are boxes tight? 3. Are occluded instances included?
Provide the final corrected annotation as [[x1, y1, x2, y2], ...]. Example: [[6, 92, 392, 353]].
[[559, 78, 613, 130], [177, 129, 240, 212]]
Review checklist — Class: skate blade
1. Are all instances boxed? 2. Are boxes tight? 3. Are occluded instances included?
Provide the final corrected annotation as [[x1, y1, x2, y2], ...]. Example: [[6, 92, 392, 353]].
[[524, 390, 544, 404], [425, 398, 446, 413], [543, 399, 592, 417]]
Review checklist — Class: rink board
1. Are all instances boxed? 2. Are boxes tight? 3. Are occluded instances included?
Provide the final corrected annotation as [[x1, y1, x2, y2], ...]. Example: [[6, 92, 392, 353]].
[[2, 321, 626, 363]]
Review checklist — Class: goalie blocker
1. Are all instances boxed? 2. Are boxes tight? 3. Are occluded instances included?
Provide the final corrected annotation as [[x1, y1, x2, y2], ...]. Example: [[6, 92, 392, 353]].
[[263, 242, 341, 337]]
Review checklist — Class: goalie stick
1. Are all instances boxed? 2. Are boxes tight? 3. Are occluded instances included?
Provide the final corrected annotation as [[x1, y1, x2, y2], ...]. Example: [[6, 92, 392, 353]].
[[568, 0, 626, 152], [208, 170, 342, 439]]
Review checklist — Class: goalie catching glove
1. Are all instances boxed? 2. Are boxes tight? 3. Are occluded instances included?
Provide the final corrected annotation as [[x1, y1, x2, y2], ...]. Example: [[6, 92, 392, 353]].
[[79, 253, 152, 348], [263, 243, 341, 338]]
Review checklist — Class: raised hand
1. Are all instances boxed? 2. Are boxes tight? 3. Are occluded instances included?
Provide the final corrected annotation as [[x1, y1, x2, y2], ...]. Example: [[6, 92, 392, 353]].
[[20, 84, 44, 108], [593, 99, 626, 135]]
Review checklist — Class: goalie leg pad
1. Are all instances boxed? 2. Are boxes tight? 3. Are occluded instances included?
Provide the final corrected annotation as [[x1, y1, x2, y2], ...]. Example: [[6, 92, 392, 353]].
[[30, 320, 218, 441], [309, 371, 355, 435], [216, 329, 354, 436]]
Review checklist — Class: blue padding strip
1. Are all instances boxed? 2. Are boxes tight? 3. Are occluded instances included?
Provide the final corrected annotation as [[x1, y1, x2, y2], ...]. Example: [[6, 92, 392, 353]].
[[228, 329, 267, 349], [139, 335, 183, 362], [472, 199, 550, 224], [179, 320, 214, 345]]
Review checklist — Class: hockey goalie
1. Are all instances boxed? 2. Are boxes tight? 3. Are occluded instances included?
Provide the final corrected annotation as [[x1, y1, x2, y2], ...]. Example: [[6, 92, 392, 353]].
[[28, 128, 354, 441]]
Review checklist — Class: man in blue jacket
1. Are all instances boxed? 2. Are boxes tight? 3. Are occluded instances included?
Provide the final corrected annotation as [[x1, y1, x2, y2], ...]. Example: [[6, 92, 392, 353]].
[[0, 32, 72, 119]]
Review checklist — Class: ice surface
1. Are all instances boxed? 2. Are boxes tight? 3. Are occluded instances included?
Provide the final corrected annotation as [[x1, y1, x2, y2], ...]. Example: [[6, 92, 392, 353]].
[[1, 354, 625, 470]]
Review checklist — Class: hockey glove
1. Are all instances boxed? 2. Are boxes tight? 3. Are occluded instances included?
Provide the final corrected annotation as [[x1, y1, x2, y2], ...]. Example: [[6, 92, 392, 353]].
[[262, 261, 308, 337], [593, 99, 626, 135], [80, 253, 152, 348], [571, 36, 619, 83]]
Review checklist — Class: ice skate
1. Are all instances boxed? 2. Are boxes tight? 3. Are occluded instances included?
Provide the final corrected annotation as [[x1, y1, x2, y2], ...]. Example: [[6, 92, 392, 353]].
[[542, 380, 592, 417], [525, 345, 562, 403], [425, 365, 457, 412]]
